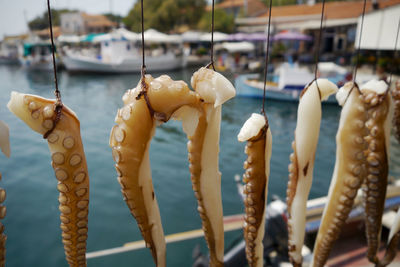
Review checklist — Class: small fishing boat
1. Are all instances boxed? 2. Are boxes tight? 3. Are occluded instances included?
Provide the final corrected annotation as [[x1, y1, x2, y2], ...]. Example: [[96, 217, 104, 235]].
[[234, 62, 352, 103], [62, 28, 187, 73], [19, 42, 56, 71], [0, 40, 19, 65]]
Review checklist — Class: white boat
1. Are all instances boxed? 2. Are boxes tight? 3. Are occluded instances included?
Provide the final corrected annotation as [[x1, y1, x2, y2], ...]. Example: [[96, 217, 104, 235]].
[[235, 63, 341, 103], [19, 42, 56, 71], [62, 28, 187, 73], [0, 40, 20, 65]]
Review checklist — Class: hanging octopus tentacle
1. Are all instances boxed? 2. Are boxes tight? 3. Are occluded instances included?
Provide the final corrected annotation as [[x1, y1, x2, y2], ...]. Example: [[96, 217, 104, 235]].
[[377, 208, 400, 267], [0, 120, 9, 267], [110, 70, 235, 267], [360, 80, 393, 265], [8, 93, 89, 267], [311, 82, 368, 267], [286, 79, 337, 267], [188, 67, 236, 266], [237, 113, 272, 267], [393, 81, 400, 144], [110, 75, 201, 266]]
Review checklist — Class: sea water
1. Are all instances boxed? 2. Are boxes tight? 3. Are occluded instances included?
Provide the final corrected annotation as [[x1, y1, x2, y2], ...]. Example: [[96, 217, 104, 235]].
[[0, 65, 399, 267]]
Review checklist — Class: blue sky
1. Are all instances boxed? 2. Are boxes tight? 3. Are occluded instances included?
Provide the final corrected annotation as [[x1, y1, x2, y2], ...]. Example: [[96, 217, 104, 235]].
[[0, 0, 137, 38]]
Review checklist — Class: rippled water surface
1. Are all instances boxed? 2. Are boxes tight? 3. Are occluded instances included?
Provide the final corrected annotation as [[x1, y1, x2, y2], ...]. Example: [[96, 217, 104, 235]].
[[0, 65, 399, 267]]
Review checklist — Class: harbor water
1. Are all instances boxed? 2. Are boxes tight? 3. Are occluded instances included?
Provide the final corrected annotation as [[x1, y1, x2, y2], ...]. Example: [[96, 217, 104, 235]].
[[0, 65, 399, 267]]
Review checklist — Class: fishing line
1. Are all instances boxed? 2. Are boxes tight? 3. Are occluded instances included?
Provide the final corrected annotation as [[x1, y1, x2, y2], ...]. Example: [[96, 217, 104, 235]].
[[140, 0, 146, 76], [261, 0, 272, 117], [314, 0, 326, 82], [136, 0, 157, 118], [343, 0, 366, 104], [206, 0, 216, 70], [352, 0, 367, 85], [388, 18, 400, 87], [44, 0, 63, 139]]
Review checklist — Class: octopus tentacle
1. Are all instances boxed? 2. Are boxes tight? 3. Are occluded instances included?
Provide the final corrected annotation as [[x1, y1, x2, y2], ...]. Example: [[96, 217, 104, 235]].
[[360, 80, 393, 264], [0, 120, 9, 267], [286, 79, 337, 266], [237, 113, 272, 267], [110, 75, 200, 266], [311, 82, 368, 267], [393, 81, 400, 144], [377, 208, 400, 267], [8, 92, 89, 267], [188, 67, 235, 266], [110, 70, 235, 267]]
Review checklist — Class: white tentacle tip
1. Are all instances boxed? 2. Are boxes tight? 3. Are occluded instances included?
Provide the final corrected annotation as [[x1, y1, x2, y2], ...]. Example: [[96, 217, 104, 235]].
[[360, 79, 388, 95], [238, 113, 266, 142], [191, 67, 236, 107], [313, 79, 338, 101]]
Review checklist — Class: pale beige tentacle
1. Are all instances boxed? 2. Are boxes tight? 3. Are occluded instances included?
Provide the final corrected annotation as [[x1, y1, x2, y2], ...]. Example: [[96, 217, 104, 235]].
[[311, 82, 368, 267], [360, 80, 393, 265], [8, 92, 89, 267], [0, 120, 9, 267], [237, 113, 272, 267], [286, 79, 337, 266], [393, 82, 400, 144], [110, 75, 201, 267], [189, 67, 235, 266]]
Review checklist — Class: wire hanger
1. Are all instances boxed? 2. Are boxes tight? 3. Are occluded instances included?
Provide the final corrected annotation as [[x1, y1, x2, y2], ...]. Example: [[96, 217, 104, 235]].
[[43, 0, 63, 139]]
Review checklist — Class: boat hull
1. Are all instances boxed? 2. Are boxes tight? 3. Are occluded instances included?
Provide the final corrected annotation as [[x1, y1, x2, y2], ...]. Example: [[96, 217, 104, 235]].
[[63, 54, 186, 73], [235, 74, 338, 104]]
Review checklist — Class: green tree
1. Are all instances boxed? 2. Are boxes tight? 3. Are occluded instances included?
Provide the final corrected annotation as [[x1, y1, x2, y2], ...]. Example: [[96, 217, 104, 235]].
[[28, 9, 75, 30], [123, 0, 207, 32], [103, 13, 123, 24], [198, 9, 235, 33]]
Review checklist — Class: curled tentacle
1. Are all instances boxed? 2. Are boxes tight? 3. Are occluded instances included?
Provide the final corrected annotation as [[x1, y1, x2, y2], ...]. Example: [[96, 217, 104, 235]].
[[377, 208, 400, 267], [393, 81, 400, 144], [110, 75, 200, 266], [237, 113, 272, 267], [311, 82, 368, 267], [188, 67, 236, 266], [8, 92, 89, 267], [286, 79, 337, 266], [360, 80, 393, 264]]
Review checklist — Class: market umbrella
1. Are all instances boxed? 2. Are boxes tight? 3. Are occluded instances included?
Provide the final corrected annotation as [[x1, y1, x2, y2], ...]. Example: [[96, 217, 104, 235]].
[[272, 31, 312, 41], [227, 32, 269, 41]]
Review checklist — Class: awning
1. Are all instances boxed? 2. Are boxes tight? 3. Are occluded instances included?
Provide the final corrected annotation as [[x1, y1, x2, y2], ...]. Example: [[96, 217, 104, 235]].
[[227, 32, 269, 41], [57, 35, 81, 43], [355, 4, 400, 50], [80, 33, 106, 42], [181, 31, 205, 42], [143, 29, 182, 43], [200, 32, 229, 42], [214, 42, 255, 53], [93, 28, 140, 43]]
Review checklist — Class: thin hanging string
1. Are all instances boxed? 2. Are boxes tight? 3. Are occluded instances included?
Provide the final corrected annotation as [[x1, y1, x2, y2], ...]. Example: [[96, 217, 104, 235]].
[[388, 18, 400, 87], [261, 0, 272, 117], [140, 0, 146, 76], [44, 0, 63, 139], [352, 0, 367, 85], [136, 0, 159, 119], [206, 0, 216, 70], [314, 0, 326, 82]]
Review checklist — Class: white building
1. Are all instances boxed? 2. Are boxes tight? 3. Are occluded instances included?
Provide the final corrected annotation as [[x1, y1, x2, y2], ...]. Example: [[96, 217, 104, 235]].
[[60, 12, 116, 35]]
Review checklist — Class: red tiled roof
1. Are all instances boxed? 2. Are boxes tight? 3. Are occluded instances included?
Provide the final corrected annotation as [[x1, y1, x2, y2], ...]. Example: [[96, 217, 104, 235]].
[[257, 0, 400, 19], [81, 13, 116, 28], [213, 0, 267, 16]]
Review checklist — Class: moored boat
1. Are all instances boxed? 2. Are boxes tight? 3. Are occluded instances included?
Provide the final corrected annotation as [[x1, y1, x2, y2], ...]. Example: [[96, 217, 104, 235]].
[[62, 28, 187, 73]]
